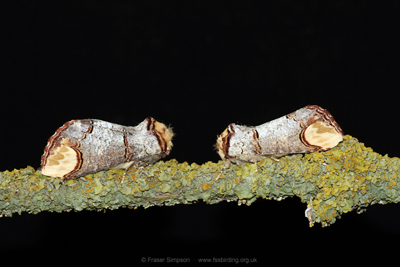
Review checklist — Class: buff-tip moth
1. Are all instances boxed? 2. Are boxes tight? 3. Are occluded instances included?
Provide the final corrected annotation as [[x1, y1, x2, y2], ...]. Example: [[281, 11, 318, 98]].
[[40, 117, 173, 180], [215, 105, 343, 178]]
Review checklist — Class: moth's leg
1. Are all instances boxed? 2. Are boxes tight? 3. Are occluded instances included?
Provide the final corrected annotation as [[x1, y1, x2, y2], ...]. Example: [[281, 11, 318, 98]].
[[121, 161, 137, 183], [270, 156, 280, 162], [215, 160, 231, 180]]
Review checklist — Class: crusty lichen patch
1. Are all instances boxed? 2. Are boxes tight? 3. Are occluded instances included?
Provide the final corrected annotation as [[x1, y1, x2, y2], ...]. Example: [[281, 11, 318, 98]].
[[293, 135, 400, 227], [0, 135, 399, 228]]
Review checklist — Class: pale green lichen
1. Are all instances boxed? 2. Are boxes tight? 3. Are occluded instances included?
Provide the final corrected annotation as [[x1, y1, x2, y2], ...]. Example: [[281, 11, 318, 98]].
[[0, 135, 399, 227]]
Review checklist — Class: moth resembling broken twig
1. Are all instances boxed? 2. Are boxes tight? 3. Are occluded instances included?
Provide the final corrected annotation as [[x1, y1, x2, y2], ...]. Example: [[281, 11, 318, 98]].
[[215, 105, 343, 179], [40, 118, 173, 180]]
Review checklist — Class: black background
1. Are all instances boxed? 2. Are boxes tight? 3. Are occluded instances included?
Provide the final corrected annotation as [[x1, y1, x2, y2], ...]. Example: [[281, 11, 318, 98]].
[[1, 1, 400, 263]]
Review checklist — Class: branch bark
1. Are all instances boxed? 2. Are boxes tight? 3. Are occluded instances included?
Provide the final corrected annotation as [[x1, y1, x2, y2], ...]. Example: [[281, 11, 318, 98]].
[[1, 135, 398, 227]]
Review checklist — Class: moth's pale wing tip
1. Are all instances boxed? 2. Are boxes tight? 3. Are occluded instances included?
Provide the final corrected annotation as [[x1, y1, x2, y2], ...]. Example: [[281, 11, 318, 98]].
[[304, 121, 344, 150], [41, 144, 80, 178]]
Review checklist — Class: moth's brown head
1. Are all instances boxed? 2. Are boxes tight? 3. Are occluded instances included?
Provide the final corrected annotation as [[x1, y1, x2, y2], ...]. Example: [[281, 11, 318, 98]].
[[216, 125, 233, 160], [153, 120, 174, 154]]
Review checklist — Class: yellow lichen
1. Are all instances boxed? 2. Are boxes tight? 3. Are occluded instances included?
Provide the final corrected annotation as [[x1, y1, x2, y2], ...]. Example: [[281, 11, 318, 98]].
[[1, 135, 400, 228], [201, 183, 208, 191]]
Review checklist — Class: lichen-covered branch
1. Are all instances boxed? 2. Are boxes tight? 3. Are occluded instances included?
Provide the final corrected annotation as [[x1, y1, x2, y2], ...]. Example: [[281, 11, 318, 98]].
[[1, 135, 399, 227]]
